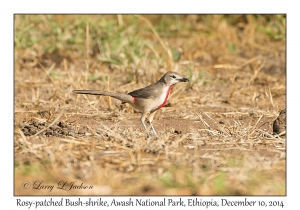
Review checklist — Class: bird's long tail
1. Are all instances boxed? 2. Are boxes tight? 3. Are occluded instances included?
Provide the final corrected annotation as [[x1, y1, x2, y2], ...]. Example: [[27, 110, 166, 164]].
[[73, 90, 133, 103]]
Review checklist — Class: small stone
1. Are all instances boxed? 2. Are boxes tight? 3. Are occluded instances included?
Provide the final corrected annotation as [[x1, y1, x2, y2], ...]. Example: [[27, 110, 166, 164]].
[[23, 123, 31, 128], [174, 130, 181, 134], [53, 131, 59, 136], [58, 122, 66, 128], [68, 132, 76, 137], [33, 121, 39, 127], [39, 122, 45, 126], [78, 130, 85, 135], [22, 128, 29, 133], [61, 129, 69, 135], [66, 125, 74, 130], [45, 131, 53, 136], [29, 130, 36, 135], [85, 132, 92, 136]]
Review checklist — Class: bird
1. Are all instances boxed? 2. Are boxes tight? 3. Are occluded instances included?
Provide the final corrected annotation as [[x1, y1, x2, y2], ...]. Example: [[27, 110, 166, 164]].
[[73, 71, 189, 137]]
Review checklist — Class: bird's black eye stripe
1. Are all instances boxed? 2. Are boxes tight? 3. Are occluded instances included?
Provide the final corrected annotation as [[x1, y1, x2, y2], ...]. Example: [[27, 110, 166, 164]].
[[171, 75, 176, 79]]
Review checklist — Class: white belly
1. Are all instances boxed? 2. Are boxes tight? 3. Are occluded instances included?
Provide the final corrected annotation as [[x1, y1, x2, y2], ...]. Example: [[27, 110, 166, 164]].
[[132, 86, 171, 112]]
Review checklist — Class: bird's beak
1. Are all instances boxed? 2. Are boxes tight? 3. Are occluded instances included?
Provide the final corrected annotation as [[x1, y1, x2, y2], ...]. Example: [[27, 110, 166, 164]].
[[179, 77, 189, 82]]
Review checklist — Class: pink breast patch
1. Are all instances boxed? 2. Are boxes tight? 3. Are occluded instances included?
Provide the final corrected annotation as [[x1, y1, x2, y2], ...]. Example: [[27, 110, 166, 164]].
[[132, 96, 137, 103], [156, 85, 173, 110]]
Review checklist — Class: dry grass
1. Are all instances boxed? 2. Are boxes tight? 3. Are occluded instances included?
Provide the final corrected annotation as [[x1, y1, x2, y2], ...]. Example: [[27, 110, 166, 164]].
[[14, 14, 286, 195]]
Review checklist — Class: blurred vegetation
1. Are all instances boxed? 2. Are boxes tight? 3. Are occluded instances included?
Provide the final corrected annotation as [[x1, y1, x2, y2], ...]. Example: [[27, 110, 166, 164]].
[[15, 14, 285, 62]]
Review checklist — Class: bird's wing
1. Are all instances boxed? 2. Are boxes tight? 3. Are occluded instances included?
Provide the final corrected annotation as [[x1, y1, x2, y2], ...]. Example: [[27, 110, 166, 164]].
[[128, 83, 160, 99]]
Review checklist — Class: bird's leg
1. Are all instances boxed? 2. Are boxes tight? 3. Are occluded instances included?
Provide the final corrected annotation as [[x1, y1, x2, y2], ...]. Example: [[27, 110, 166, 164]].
[[148, 110, 158, 137], [140, 112, 150, 138]]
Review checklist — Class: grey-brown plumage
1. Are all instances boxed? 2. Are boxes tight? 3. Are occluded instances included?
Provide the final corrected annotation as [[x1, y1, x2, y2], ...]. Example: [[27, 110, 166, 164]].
[[73, 71, 189, 137], [128, 71, 188, 99], [128, 83, 163, 99], [73, 90, 132, 103]]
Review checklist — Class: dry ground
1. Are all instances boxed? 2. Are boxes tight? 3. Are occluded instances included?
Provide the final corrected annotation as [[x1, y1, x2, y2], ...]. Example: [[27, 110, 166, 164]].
[[14, 15, 286, 195]]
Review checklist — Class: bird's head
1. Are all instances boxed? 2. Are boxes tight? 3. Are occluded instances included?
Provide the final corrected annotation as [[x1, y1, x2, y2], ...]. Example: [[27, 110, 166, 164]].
[[161, 71, 189, 86]]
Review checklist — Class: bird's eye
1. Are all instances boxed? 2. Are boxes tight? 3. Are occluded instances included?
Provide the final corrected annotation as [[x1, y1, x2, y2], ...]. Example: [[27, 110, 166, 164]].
[[171, 75, 176, 79]]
